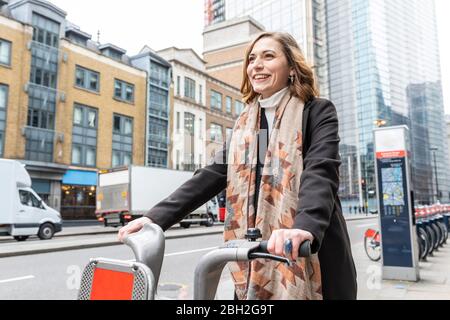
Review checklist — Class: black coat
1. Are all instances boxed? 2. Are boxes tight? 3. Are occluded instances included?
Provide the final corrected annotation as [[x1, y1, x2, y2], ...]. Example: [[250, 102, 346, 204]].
[[145, 97, 358, 300]]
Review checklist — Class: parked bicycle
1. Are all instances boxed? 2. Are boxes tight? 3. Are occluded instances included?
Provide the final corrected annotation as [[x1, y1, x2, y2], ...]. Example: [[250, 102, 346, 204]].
[[363, 203, 449, 262]]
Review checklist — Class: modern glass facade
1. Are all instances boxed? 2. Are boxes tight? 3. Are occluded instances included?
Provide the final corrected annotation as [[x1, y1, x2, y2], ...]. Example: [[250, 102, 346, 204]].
[[327, 0, 449, 210], [207, 0, 329, 97], [24, 12, 61, 163], [130, 53, 171, 168]]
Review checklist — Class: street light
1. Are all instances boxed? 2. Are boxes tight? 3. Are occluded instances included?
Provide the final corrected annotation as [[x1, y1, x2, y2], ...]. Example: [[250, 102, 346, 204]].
[[430, 147, 439, 203]]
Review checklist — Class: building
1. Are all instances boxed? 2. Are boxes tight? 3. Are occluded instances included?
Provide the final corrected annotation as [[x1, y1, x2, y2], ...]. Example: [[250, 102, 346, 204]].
[[156, 47, 241, 170], [0, 0, 156, 219], [130, 46, 172, 168], [203, 16, 264, 89], [326, 0, 450, 209], [203, 0, 329, 97]]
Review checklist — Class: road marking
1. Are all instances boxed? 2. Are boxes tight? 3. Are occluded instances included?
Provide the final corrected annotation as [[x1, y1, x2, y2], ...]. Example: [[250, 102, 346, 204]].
[[165, 247, 219, 257], [0, 275, 35, 284], [126, 246, 219, 262], [356, 223, 378, 229]]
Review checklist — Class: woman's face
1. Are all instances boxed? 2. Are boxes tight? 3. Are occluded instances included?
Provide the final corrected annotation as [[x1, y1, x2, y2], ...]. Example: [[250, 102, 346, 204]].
[[247, 37, 292, 99]]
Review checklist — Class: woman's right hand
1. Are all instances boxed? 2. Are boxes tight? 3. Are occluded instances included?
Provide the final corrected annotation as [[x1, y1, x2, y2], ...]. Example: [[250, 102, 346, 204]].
[[118, 216, 153, 243]]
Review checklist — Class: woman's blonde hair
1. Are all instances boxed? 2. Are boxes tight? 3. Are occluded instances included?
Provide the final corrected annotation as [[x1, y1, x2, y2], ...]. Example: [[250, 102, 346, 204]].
[[241, 32, 319, 104]]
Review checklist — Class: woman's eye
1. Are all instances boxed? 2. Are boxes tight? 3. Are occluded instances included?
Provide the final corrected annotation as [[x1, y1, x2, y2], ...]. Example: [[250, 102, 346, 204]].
[[265, 54, 274, 59]]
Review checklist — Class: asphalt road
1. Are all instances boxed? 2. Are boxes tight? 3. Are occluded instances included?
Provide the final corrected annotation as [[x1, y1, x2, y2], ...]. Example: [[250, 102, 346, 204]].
[[0, 217, 377, 300]]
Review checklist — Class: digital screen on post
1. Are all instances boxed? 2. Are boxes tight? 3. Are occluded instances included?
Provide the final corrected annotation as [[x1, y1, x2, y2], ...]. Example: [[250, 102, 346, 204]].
[[377, 157, 413, 268]]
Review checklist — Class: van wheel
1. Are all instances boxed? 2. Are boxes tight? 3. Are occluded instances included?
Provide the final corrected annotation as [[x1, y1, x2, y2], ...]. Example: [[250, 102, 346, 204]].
[[204, 214, 214, 227], [38, 223, 55, 240], [14, 236, 29, 242], [180, 222, 191, 229]]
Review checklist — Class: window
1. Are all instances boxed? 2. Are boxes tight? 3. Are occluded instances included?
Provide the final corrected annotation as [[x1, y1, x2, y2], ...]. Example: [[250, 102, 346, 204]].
[[184, 112, 195, 136], [176, 112, 180, 131], [0, 39, 11, 66], [112, 114, 133, 167], [113, 114, 133, 136], [226, 127, 233, 143], [226, 96, 232, 113], [0, 84, 7, 109], [210, 90, 222, 111], [210, 123, 223, 142], [0, 85, 5, 155], [199, 85, 203, 104], [199, 118, 203, 139], [176, 76, 181, 96], [32, 13, 60, 48], [235, 101, 244, 115], [72, 145, 82, 164], [72, 104, 98, 167], [184, 77, 196, 100], [114, 79, 134, 103], [75, 66, 99, 92], [19, 190, 41, 208], [73, 106, 82, 125]]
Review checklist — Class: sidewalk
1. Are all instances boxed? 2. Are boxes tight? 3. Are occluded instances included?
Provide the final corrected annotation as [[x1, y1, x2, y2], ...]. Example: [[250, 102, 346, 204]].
[[354, 238, 450, 300]]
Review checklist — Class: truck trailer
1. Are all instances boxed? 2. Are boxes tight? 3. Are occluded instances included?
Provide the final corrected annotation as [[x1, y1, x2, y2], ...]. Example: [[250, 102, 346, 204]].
[[96, 166, 217, 228]]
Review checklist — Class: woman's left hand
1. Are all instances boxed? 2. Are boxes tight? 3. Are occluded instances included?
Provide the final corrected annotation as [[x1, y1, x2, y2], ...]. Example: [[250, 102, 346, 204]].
[[267, 229, 314, 261]]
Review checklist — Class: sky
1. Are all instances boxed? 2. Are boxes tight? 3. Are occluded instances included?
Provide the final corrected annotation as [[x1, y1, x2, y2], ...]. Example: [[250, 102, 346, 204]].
[[50, 0, 450, 114]]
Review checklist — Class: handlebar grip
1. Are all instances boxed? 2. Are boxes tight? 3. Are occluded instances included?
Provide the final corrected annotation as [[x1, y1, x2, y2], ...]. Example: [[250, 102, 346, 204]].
[[259, 240, 312, 257]]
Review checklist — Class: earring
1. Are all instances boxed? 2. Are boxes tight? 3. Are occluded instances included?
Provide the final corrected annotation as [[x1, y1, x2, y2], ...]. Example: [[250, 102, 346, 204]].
[[289, 75, 295, 85]]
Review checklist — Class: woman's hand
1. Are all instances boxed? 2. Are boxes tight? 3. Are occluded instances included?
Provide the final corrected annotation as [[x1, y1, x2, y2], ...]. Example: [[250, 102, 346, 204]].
[[267, 229, 314, 260], [118, 216, 153, 243]]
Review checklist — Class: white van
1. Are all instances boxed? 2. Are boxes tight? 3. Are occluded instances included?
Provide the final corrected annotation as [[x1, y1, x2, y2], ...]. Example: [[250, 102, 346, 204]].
[[0, 159, 62, 241]]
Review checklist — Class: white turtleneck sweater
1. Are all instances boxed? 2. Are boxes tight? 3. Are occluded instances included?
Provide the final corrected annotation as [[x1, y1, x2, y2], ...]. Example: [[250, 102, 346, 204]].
[[258, 87, 289, 135]]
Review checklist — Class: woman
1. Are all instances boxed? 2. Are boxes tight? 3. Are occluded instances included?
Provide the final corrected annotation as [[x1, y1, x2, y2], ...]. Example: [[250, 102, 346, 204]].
[[118, 32, 357, 300]]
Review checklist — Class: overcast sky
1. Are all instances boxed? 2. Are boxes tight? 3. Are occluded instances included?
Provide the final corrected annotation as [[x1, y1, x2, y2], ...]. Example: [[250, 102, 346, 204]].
[[50, 0, 450, 114]]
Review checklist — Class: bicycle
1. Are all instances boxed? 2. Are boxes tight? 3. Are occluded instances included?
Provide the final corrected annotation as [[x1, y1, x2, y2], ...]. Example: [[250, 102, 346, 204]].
[[364, 228, 381, 262], [77, 223, 311, 300]]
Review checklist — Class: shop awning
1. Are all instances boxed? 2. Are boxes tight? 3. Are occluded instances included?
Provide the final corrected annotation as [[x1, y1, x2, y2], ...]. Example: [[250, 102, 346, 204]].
[[63, 170, 97, 186]]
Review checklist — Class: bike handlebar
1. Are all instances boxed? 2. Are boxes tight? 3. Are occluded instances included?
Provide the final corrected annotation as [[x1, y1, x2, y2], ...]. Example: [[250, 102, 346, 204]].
[[257, 239, 312, 258]]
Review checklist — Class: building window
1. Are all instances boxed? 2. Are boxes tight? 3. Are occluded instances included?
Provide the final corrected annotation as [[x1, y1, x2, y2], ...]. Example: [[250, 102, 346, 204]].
[[32, 13, 60, 48], [226, 127, 233, 143], [176, 112, 180, 131], [199, 118, 203, 139], [0, 84, 7, 156], [75, 66, 99, 92], [184, 77, 196, 100], [176, 76, 181, 96], [210, 123, 223, 142], [0, 39, 11, 66], [114, 79, 134, 103], [148, 149, 167, 168], [211, 90, 222, 111], [199, 85, 203, 104], [112, 113, 133, 167], [184, 112, 195, 136], [150, 62, 169, 88], [149, 86, 168, 118], [226, 96, 232, 113], [235, 100, 244, 115], [72, 104, 98, 167]]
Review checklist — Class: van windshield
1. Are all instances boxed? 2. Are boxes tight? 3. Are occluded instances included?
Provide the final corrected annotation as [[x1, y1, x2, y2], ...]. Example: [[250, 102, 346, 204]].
[[19, 190, 41, 208]]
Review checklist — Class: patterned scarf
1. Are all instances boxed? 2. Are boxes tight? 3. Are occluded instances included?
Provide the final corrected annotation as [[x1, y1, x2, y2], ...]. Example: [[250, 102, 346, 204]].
[[224, 91, 323, 300]]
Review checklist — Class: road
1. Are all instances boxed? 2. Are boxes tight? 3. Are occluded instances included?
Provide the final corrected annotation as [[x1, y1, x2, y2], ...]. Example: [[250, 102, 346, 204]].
[[0, 217, 377, 300]]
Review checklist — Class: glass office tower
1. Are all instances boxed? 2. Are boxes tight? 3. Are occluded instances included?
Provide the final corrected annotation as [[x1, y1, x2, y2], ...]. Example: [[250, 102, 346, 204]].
[[327, 0, 449, 210]]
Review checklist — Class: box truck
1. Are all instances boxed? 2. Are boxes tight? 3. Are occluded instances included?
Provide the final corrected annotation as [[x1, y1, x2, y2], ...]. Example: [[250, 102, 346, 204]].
[[0, 159, 62, 241], [95, 166, 217, 228]]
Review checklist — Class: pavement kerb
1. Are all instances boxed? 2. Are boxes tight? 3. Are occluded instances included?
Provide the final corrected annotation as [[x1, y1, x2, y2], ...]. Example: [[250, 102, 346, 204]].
[[0, 215, 378, 258]]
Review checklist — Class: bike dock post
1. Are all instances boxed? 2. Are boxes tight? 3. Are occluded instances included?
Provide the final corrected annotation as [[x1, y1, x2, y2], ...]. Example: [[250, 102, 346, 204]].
[[374, 126, 420, 282], [77, 223, 165, 300]]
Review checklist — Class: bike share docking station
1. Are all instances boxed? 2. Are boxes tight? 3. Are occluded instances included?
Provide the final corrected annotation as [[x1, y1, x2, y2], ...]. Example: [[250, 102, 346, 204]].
[[374, 125, 420, 281]]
